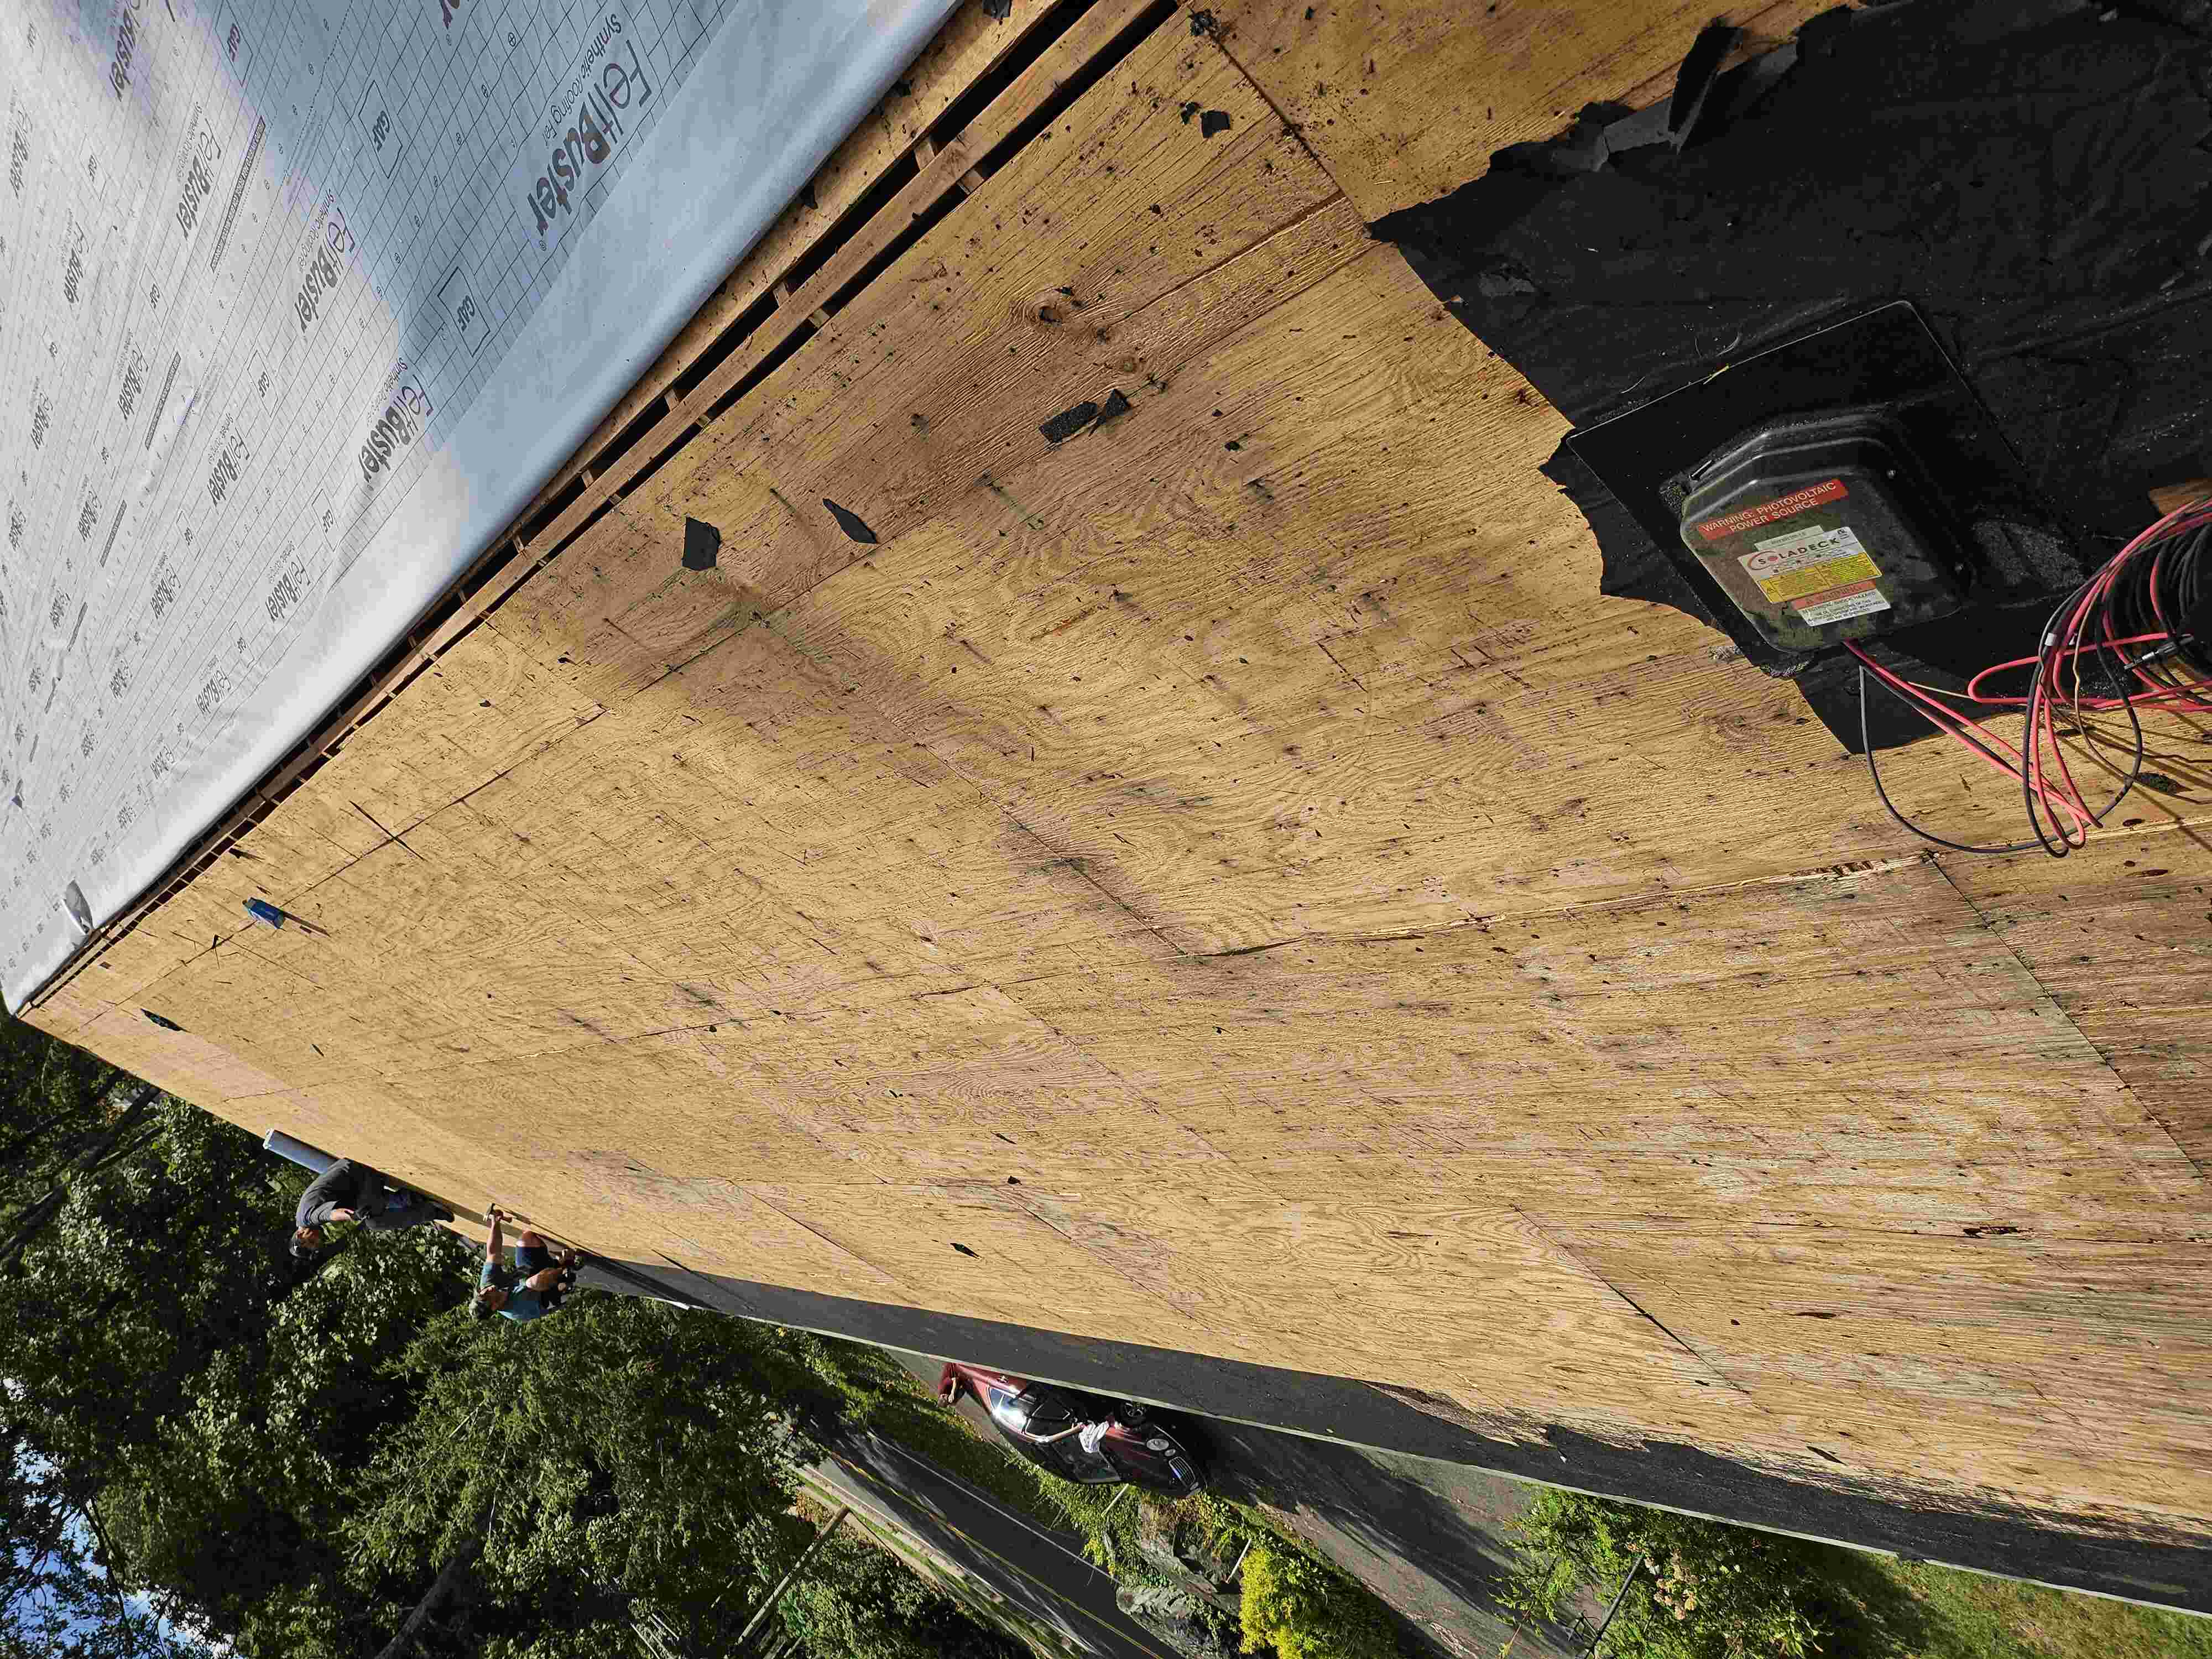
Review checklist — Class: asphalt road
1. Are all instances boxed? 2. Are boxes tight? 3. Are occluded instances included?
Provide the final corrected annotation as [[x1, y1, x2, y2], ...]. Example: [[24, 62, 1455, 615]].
[[813, 1429, 1173, 1659], [882, 1349, 1582, 1659]]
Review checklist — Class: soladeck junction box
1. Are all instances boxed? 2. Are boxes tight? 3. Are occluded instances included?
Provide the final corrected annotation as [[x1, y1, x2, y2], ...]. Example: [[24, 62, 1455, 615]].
[[1677, 413, 1968, 654]]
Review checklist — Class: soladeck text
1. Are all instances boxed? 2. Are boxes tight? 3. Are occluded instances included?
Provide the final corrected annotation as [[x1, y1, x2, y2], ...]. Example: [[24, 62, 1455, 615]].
[[517, 18, 654, 251]]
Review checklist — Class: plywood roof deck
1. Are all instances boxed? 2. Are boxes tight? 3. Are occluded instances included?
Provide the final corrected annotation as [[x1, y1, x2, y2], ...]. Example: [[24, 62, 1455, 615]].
[[29, 0, 2212, 1550]]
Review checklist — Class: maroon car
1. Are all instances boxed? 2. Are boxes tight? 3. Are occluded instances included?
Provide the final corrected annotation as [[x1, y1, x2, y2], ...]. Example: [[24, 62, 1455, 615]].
[[938, 1362, 1204, 1495]]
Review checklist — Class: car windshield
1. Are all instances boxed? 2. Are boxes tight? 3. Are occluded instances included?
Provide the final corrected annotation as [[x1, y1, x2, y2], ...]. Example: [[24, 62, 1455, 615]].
[[984, 1385, 1030, 1434], [1022, 1392, 1076, 1434]]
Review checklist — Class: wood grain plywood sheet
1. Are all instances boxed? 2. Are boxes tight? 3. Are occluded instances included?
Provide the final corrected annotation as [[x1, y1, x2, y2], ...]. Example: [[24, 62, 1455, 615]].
[[542, 0, 1111, 502], [1005, 858, 2202, 1224], [66, 1001, 298, 1106], [982, 1172, 1745, 1430], [760, 246, 2212, 949], [1200, 0, 1842, 218], [1944, 848, 2212, 1178], [374, 1036, 847, 1188], [993, 857, 2212, 1516], [1545, 1221, 2212, 1522], [682, 982, 1225, 1184], [591, 20, 1349, 614], [27, 0, 2212, 1552], [596, 1172, 925, 1305], [747, 1178, 1230, 1345]]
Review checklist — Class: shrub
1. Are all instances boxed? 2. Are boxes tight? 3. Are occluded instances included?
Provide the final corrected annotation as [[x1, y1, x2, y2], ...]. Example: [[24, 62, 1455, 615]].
[[1237, 1532, 1397, 1659], [1504, 1490, 1837, 1659]]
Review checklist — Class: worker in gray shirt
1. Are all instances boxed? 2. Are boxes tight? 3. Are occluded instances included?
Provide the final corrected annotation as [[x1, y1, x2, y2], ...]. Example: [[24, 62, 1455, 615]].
[[290, 1159, 451, 1259]]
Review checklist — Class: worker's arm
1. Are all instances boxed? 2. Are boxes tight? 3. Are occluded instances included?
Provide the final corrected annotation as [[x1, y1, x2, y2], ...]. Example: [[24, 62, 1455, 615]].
[[484, 1208, 504, 1264], [297, 1160, 358, 1228]]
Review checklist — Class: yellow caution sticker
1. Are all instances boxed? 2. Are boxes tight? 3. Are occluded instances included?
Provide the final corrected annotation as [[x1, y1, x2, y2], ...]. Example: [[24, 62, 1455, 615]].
[[1740, 524, 1884, 604]]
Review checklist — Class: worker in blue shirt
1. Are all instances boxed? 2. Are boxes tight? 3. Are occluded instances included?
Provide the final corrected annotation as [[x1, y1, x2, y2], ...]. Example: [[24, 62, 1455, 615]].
[[471, 1206, 580, 1322]]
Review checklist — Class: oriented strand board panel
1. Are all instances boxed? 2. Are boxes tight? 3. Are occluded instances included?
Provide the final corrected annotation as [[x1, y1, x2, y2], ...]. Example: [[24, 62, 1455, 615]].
[[28, 0, 2212, 1562]]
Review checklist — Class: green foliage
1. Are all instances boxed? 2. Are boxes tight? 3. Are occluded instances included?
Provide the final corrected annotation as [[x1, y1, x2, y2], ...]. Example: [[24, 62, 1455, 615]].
[[97, 1221, 478, 1651], [342, 1289, 818, 1656], [1, 1025, 226, 1659], [1876, 1558, 2212, 1659], [813, 1349, 1396, 1659], [0, 1018, 894, 1659], [1503, 1490, 2212, 1659], [1, 1097, 301, 1477], [0, 1009, 117, 1208], [1234, 1531, 1397, 1659], [807, 1337, 1191, 1570], [1505, 1490, 1841, 1659], [800, 1338, 1117, 1542], [779, 1532, 1028, 1659]]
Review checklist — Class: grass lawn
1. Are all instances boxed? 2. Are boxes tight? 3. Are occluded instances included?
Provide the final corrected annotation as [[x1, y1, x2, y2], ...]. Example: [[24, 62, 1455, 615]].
[[1873, 1558, 2212, 1659]]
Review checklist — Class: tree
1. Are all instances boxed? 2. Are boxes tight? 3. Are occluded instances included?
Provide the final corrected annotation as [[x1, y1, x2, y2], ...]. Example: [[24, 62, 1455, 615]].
[[0, 1096, 304, 1483], [0, 1050, 281, 1659], [0, 1050, 833, 1659], [0, 1011, 117, 1162], [1, 1427, 209, 1659], [343, 1292, 819, 1659], [0, 1010, 132, 1259], [0, 1026, 440, 1659], [97, 1223, 479, 1656], [777, 1533, 1029, 1659]]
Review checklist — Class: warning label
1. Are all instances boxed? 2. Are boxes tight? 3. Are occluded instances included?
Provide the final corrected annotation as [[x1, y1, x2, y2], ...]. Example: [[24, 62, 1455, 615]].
[[1796, 583, 1892, 626], [1741, 523, 1882, 602], [1694, 478, 1849, 540], [1739, 521, 1891, 625]]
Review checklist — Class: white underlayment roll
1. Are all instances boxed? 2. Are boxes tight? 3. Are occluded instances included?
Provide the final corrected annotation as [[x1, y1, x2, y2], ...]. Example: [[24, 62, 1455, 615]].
[[0, 0, 957, 1010]]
